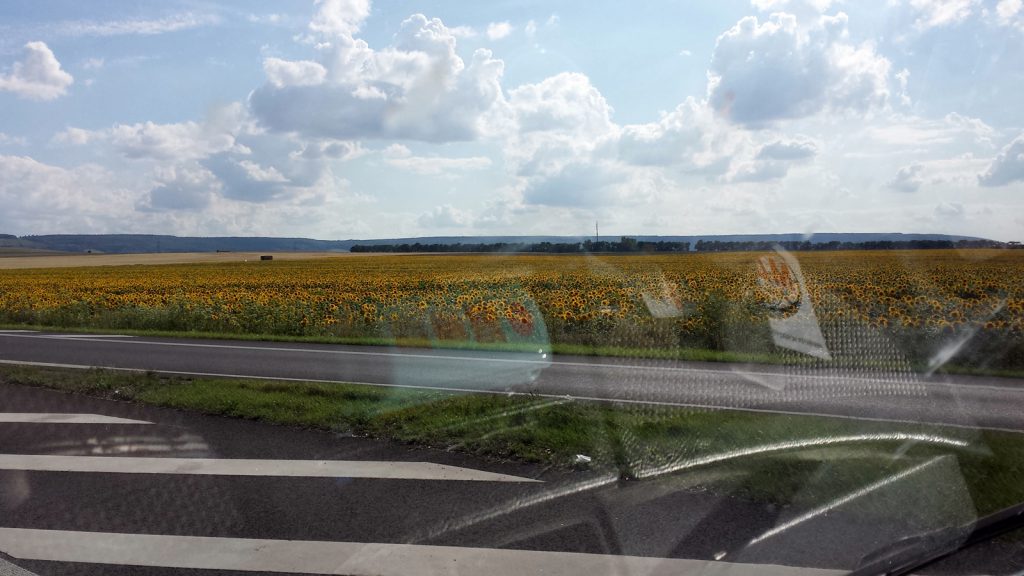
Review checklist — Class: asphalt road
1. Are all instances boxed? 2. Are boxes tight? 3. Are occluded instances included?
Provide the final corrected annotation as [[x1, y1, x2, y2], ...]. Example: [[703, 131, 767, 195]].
[[2, 330, 1024, 432], [2, 330, 1024, 574], [2, 382, 1021, 575]]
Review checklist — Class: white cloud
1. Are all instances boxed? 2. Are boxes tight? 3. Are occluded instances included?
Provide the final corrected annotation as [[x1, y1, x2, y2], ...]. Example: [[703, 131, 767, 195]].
[[486, 21, 513, 40], [863, 113, 994, 147], [0, 42, 74, 101], [0, 155, 131, 233], [141, 164, 220, 211], [263, 58, 326, 87], [107, 120, 238, 161], [707, 12, 891, 126], [525, 20, 538, 38], [888, 163, 926, 192], [53, 13, 219, 37], [236, 160, 289, 183], [978, 134, 1024, 187], [60, 103, 248, 161], [895, 68, 911, 106], [251, 13, 506, 142], [757, 139, 818, 160], [449, 26, 478, 38], [418, 204, 473, 227], [992, 0, 1024, 29], [0, 133, 27, 146], [617, 98, 736, 173], [935, 201, 965, 218], [309, 0, 371, 37], [82, 57, 105, 70], [907, 0, 978, 30], [995, 0, 1023, 23], [51, 127, 96, 145], [248, 13, 283, 25], [727, 161, 789, 182], [380, 146, 492, 176], [751, 0, 834, 14]]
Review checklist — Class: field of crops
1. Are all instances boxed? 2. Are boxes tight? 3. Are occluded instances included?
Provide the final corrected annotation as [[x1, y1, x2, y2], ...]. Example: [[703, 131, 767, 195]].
[[1, 249, 1022, 370]]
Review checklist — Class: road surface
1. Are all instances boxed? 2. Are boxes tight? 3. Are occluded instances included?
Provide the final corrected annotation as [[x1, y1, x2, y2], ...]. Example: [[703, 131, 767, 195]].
[[2, 330, 1024, 432], [2, 383, 1019, 575], [2, 331, 1022, 574]]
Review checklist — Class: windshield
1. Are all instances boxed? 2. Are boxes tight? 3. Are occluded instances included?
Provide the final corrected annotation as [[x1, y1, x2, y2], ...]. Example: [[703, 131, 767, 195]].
[[1, 1, 1023, 575]]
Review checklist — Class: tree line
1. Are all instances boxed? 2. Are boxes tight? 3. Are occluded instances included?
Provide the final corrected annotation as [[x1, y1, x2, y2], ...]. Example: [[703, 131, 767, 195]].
[[351, 237, 1009, 254]]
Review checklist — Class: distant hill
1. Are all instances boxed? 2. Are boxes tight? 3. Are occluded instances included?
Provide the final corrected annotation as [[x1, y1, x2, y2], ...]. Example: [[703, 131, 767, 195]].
[[0, 232, 992, 255]]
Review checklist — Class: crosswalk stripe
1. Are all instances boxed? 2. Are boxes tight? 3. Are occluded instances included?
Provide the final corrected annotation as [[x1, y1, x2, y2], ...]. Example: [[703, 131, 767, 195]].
[[0, 454, 539, 482], [0, 528, 844, 576], [0, 413, 151, 425]]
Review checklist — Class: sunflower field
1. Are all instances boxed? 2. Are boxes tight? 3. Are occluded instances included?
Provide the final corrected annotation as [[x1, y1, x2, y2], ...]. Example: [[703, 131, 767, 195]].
[[1, 249, 1022, 370]]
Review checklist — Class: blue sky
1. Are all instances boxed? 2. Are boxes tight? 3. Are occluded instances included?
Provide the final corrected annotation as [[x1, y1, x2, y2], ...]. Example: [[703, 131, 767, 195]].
[[1, 0, 1022, 240]]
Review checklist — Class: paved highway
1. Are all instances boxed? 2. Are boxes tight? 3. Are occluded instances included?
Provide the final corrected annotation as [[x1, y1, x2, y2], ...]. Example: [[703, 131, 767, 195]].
[[2, 330, 1024, 432], [1, 383, 1016, 575], [2, 332, 1022, 574]]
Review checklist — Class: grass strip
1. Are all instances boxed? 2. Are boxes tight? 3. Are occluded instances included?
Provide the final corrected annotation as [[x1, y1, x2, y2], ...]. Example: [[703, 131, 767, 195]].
[[2, 363, 1023, 517]]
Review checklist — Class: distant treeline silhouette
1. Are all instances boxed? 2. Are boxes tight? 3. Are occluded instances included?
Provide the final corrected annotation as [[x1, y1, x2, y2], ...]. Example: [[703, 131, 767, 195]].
[[351, 237, 1009, 254]]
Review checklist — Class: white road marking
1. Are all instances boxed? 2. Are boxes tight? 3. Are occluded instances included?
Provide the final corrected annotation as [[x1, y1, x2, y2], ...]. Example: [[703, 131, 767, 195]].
[[1, 358, 1022, 434], [0, 413, 150, 425], [39, 334, 136, 339], [0, 330, 36, 333], [0, 454, 538, 482], [0, 528, 845, 576]]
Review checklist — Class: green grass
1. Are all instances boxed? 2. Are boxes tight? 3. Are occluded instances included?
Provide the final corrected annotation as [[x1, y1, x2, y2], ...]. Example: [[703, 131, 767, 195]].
[[4, 321, 1023, 379], [3, 363, 1023, 517]]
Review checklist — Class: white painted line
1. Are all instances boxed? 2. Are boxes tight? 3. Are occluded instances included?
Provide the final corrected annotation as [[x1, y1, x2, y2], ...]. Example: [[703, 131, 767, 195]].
[[0, 454, 538, 482], [0, 413, 150, 425], [0, 528, 845, 576], [0, 332, 934, 387], [1, 358, 1021, 434], [0, 330, 36, 333], [40, 334, 136, 339]]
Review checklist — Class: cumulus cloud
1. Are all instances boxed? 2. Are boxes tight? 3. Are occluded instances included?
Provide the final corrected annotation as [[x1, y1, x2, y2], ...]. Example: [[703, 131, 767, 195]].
[[381, 144, 492, 175], [486, 21, 513, 40], [250, 9, 506, 142], [263, 58, 326, 87], [757, 138, 818, 160], [449, 26, 478, 38], [0, 132, 27, 146], [888, 163, 926, 192], [978, 135, 1024, 187], [995, 0, 1023, 27], [418, 204, 473, 227], [935, 201, 965, 218], [51, 127, 96, 145], [907, 0, 977, 30], [0, 155, 130, 232], [707, 12, 891, 126], [141, 164, 220, 211], [308, 0, 371, 37], [57, 103, 248, 161], [726, 161, 789, 182], [0, 42, 74, 101], [107, 120, 238, 161], [617, 98, 738, 175]]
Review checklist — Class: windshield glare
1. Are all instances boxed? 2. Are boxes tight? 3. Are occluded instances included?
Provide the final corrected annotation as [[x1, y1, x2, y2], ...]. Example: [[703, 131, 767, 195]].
[[0, 1, 1023, 575]]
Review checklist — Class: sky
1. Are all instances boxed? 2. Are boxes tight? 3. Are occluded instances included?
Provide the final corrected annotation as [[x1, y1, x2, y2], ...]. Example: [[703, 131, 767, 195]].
[[0, 0, 1022, 241]]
